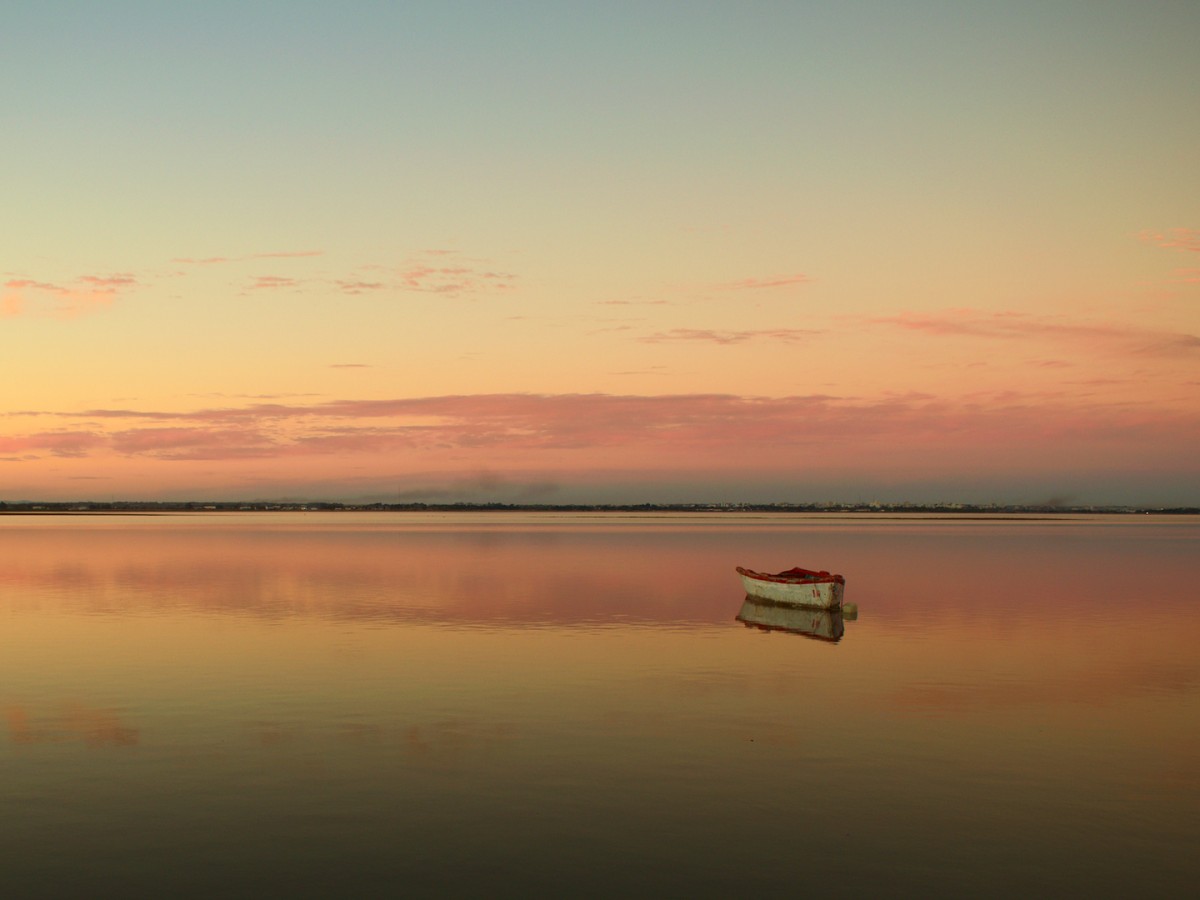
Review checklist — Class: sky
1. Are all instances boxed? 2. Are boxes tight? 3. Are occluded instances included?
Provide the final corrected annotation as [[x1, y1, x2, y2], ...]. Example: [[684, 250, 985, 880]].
[[2, 0, 1198, 505]]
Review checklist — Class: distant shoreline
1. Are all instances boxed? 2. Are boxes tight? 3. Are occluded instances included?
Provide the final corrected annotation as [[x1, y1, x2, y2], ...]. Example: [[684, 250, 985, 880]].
[[1, 502, 1196, 516]]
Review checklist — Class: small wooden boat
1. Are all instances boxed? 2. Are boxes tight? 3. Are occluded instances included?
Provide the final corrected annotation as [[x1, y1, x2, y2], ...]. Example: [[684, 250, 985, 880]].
[[735, 566, 845, 609], [736, 596, 845, 642]]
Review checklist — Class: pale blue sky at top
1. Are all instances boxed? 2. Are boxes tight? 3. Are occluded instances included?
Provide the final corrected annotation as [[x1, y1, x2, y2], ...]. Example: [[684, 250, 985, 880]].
[[3, 2, 1197, 504]]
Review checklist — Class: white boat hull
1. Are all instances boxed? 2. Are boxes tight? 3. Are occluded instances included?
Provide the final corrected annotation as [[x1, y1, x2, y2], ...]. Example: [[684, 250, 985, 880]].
[[738, 573, 844, 609]]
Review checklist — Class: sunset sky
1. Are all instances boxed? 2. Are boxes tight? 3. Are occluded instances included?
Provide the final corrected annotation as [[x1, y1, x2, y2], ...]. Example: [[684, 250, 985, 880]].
[[3, 1, 1197, 505]]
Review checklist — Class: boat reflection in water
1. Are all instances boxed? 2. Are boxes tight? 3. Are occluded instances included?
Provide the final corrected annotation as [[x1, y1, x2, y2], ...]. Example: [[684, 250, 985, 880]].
[[735, 595, 849, 643]]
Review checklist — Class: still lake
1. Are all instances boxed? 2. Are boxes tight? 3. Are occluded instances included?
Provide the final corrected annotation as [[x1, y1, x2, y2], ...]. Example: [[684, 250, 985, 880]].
[[1, 512, 1197, 897]]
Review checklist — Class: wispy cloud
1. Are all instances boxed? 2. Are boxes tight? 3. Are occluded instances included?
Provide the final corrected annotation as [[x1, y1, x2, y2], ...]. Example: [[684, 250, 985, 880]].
[[721, 274, 810, 290], [0, 431, 107, 457], [865, 309, 1200, 357], [334, 280, 387, 294], [109, 427, 278, 460], [1, 274, 138, 319], [641, 328, 821, 344], [1139, 228, 1200, 253], [9, 249, 511, 310], [78, 274, 137, 288], [340, 250, 517, 298], [395, 264, 517, 296], [247, 275, 301, 290]]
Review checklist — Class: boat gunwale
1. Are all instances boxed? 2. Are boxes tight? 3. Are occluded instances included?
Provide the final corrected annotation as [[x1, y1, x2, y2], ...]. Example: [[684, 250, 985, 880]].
[[736, 565, 845, 586]]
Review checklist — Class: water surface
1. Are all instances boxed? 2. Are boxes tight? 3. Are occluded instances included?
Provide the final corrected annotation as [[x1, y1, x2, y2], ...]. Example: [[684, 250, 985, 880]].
[[1, 513, 1196, 897]]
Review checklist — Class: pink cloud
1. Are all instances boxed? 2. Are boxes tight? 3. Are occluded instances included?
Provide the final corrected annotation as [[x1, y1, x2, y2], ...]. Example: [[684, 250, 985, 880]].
[[0, 431, 106, 458], [39, 391, 1194, 461], [166, 249, 511, 299], [335, 280, 386, 294], [1, 274, 136, 319], [109, 427, 279, 460], [722, 274, 810, 290], [5, 392, 1197, 502], [866, 309, 1200, 357], [248, 275, 300, 290], [325, 263, 518, 297], [78, 274, 137, 288], [384, 253, 517, 297], [79, 408, 188, 421], [399, 266, 470, 294], [641, 328, 821, 344], [4, 278, 66, 292], [1139, 228, 1200, 253], [289, 429, 425, 455]]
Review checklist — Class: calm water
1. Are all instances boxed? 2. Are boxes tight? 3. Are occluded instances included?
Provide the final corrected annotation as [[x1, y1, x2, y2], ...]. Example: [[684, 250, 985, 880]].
[[1, 512, 1197, 897]]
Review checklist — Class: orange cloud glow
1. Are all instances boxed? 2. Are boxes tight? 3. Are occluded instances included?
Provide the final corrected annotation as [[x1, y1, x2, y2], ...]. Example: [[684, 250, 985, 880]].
[[248, 275, 301, 290], [865, 309, 1200, 358], [641, 328, 821, 344], [2, 392, 1194, 502], [1139, 228, 1200, 253], [1, 274, 137, 319], [395, 264, 517, 296]]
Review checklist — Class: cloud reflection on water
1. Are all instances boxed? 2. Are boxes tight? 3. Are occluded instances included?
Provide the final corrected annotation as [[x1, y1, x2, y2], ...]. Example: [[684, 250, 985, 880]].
[[5, 702, 139, 747], [1, 514, 1197, 628], [1, 515, 1197, 896]]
